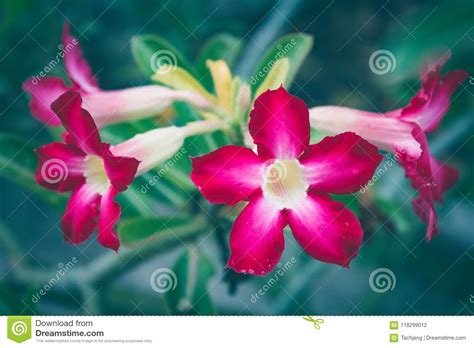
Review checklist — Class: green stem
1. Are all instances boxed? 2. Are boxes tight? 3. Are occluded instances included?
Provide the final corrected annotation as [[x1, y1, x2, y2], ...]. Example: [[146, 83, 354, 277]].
[[16, 216, 208, 288], [87, 217, 207, 285]]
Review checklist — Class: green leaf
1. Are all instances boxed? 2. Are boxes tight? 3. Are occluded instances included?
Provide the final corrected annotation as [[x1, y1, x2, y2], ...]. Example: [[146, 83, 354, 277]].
[[152, 65, 217, 105], [131, 35, 194, 78], [118, 215, 202, 246], [165, 247, 216, 315], [254, 57, 290, 98], [195, 34, 243, 89], [0, 133, 66, 208], [100, 118, 159, 144], [250, 33, 313, 93]]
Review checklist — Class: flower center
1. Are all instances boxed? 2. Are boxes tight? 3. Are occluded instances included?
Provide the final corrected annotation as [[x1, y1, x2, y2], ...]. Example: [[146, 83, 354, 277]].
[[83, 155, 110, 195], [261, 159, 308, 210]]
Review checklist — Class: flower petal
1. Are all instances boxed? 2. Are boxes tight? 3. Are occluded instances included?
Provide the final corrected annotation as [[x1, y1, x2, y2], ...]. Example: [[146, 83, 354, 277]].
[[111, 126, 185, 175], [401, 51, 467, 132], [299, 132, 382, 194], [62, 184, 101, 245], [22, 77, 70, 126], [412, 195, 438, 241], [35, 142, 85, 192], [103, 144, 139, 192], [396, 125, 448, 239], [249, 86, 310, 160], [430, 156, 459, 202], [98, 186, 121, 251], [190, 145, 264, 205], [287, 192, 363, 267], [51, 91, 102, 155], [81, 86, 212, 127], [62, 22, 100, 93], [227, 194, 286, 275], [309, 106, 422, 159]]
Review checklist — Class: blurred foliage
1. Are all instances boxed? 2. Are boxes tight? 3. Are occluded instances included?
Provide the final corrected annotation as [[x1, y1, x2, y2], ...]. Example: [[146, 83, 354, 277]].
[[0, 0, 473, 316]]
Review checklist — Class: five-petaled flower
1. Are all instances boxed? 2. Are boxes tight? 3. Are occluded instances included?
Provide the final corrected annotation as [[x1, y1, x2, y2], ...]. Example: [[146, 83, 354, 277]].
[[35, 91, 139, 250], [36, 91, 223, 250], [190, 87, 383, 275], [22, 22, 210, 127], [309, 51, 467, 240], [35, 91, 224, 250]]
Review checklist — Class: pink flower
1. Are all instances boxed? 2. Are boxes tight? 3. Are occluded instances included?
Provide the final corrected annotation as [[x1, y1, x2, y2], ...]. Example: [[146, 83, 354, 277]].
[[190, 87, 383, 275], [23, 23, 210, 127], [35, 91, 139, 251], [309, 51, 468, 239]]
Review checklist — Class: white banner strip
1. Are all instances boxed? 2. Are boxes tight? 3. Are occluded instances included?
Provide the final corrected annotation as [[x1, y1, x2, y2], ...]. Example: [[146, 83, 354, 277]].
[[0, 316, 472, 347]]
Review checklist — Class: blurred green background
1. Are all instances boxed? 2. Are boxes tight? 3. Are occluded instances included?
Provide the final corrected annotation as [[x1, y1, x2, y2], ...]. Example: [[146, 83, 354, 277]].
[[0, 0, 473, 315]]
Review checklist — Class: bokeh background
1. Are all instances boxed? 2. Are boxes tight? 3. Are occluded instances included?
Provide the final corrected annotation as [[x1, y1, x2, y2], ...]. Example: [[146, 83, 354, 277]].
[[0, 0, 473, 315]]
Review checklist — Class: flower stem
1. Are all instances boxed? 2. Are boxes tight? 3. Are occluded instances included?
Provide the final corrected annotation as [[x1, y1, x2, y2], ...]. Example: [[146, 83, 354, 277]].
[[76, 216, 207, 285]]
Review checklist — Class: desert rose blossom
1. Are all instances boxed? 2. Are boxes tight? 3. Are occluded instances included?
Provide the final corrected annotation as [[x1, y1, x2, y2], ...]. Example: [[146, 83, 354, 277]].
[[23, 22, 211, 127], [309, 51, 467, 239], [36, 92, 224, 250], [190, 87, 382, 275]]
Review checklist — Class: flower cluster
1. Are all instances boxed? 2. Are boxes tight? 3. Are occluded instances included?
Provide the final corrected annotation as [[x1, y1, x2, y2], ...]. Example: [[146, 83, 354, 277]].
[[25, 23, 224, 251], [24, 23, 466, 275]]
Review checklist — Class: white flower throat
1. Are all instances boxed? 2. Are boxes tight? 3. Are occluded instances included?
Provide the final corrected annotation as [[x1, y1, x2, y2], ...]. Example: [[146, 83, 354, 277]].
[[262, 159, 308, 210], [83, 155, 110, 195]]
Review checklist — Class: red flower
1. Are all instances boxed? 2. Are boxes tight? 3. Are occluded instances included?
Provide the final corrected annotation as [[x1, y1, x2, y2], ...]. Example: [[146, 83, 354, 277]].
[[310, 51, 467, 239], [190, 87, 382, 275], [22, 23, 210, 127], [35, 92, 139, 250]]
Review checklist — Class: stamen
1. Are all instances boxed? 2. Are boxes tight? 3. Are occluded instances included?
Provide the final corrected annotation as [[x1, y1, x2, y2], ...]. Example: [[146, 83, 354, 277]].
[[262, 159, 308, 210], [83, 155, 110, 195]]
